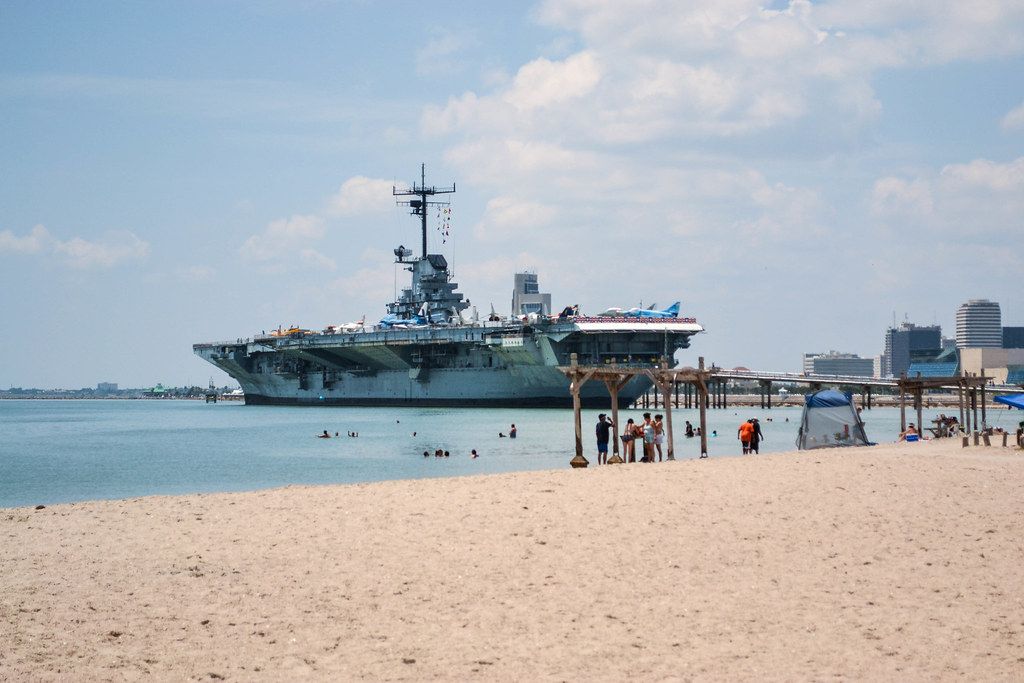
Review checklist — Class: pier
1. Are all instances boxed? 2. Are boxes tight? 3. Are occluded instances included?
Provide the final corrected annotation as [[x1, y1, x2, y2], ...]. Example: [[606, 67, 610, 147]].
[[562, 357, 1009, 467]]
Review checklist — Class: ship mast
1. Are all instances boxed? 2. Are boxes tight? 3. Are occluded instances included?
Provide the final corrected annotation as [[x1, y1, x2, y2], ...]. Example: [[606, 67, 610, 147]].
[[393, 163, 455, 259]]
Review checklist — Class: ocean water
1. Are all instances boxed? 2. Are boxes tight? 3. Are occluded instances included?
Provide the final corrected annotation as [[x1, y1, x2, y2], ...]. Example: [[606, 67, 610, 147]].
[[0, 399, 998, 508]]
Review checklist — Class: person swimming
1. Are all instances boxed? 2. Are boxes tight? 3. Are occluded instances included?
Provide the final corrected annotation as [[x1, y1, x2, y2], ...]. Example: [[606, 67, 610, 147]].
[[317, 430, 331, 438]]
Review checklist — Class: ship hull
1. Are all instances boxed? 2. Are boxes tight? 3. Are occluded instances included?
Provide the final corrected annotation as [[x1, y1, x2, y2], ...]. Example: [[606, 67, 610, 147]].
[[226, 366, 653, 408]]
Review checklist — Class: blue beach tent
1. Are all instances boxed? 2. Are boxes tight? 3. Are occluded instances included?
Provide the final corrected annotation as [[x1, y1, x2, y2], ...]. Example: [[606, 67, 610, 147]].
[[994, 394, 1024, 410], [796, 389, 871, 450]]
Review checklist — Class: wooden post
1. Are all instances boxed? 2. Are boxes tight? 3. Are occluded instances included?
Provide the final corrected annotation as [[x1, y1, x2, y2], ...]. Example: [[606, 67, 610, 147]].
[[569, 356, 586, 468], [722, 379, 727, 409], [958, 380, 967, 433], [971, 388, 979, 433], [567, 353, 595, 469], [698, 357, 709, 458], [899, 378, 906, 433], [916, 389, 923, 440], [606, 378, 620, 460], [766, 381, 771, 410], [605, 373, 631, 465], [867, 386, 872, 410], [657, 362, 675, 461], [980, 371, 987, 429], [664, 379, 675, 461]]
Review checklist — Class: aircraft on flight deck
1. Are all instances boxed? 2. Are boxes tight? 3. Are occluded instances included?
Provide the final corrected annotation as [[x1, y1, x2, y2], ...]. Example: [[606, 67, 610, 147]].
[[596, 301, 681, 319]]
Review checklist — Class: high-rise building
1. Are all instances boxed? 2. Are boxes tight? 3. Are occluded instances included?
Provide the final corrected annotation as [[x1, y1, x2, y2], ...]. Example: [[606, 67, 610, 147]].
[[1003, 326, 1024, 349], [956, 299, 1002, 348], [883, 323, 941, 378], [510, 272, 551, 317], [96, 382, 118, 393]]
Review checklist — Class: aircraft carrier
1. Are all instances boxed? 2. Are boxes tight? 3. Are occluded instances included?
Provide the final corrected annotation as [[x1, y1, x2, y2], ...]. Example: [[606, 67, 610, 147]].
[[193, 166, 704, 407]]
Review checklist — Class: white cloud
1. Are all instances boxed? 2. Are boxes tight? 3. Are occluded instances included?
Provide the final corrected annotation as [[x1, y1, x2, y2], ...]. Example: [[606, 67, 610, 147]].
[[941, 157, 1024, 191], [871, 156, 1024, 236], [52, 231, 150, 269], [473, 196, 557, 241], [326, 177, 395, 216], [423, 0, 1024, 149], [240, 214, 324, 262], [324, 249, 397, 314], [299, 248, 336, 271], [871, 176, 934, 216], [0, 224, 50, 253], [174, 265, 216, 282], [502, 51, 601, 111], [1002, 101, 1024, 130], [416, 29, 478, 76], [0, 224, 149, 268]]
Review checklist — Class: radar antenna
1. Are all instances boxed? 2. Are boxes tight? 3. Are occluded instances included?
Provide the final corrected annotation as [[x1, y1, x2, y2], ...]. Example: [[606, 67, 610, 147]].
[[393, 163, 455, 259]]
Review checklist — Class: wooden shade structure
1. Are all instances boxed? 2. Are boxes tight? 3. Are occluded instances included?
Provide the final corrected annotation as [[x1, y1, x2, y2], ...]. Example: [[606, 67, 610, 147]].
[[559, 354, 714, 466]]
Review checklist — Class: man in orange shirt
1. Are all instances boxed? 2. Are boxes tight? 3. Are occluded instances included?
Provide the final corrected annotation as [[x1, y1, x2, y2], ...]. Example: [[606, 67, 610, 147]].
[[738, 419, 755, 454]]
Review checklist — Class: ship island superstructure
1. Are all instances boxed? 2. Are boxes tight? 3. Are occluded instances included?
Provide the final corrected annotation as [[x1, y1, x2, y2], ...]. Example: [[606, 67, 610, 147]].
[[194, 166, 704, 407]]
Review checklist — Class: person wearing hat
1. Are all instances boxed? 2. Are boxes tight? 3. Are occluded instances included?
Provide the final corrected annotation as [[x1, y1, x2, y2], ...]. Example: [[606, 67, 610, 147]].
[[595, 413, 613, 465]]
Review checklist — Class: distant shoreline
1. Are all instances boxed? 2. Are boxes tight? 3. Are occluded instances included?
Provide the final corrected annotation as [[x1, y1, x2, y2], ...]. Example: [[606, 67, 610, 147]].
[[0, 396, 244, 401]]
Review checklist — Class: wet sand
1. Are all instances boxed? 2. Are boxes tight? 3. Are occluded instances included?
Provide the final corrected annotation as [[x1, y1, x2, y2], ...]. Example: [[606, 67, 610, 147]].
[[3, 440, 1023, 680]]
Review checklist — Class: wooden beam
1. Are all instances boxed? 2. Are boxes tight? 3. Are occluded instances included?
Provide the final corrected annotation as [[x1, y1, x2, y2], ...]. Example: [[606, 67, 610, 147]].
[[698, 357, 709, 458]]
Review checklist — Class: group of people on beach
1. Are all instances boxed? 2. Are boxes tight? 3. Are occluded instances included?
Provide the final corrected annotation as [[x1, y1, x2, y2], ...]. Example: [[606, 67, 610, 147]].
[[595, 412, 668, 464]]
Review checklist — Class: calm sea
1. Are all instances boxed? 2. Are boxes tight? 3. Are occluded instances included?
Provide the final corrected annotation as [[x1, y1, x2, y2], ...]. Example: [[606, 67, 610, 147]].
[[0, 399, 980, 508]]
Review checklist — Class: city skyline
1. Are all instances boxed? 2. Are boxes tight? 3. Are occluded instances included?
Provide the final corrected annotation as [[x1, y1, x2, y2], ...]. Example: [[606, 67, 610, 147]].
[[2, 1, 1023, 388]]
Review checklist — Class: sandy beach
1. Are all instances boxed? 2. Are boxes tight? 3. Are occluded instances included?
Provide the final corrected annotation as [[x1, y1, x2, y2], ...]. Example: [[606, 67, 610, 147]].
[[3, 440, 1023, 680]]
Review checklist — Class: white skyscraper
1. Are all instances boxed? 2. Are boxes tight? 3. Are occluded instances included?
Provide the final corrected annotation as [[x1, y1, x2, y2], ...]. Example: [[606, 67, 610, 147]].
[[956, 299, 1002, 348]]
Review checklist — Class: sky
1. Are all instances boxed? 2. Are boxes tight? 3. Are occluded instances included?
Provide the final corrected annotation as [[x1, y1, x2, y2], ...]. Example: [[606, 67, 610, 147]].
[[1, 0, 1023, 389]]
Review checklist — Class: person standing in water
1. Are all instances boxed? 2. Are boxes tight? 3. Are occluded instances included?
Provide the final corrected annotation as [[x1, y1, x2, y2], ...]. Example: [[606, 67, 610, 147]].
[[509, 424, 517, 439], [749, 418, 764, 454], [595, 414, 613, 465], [641, 413, 655, 462], [622, 418, 638, 462], [653, 414, 665, 462], [738, 420, 754, 454]]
